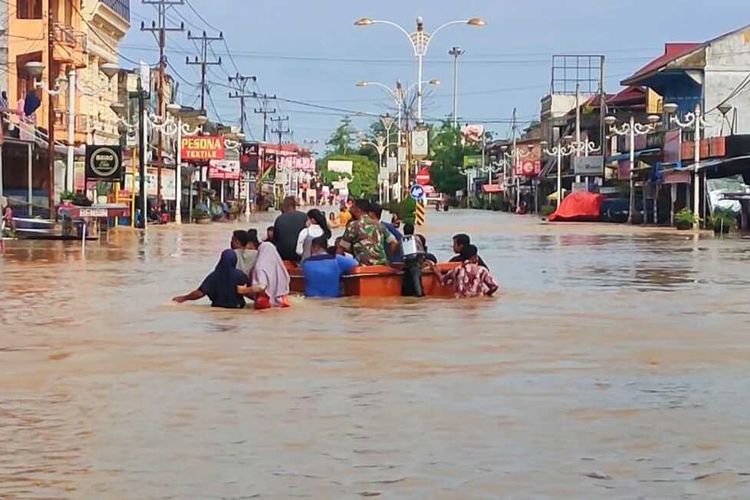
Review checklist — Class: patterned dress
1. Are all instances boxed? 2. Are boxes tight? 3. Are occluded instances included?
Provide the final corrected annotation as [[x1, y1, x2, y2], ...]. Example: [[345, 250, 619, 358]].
[[440, 261, 500, 298], [339, 215, 396, 265]]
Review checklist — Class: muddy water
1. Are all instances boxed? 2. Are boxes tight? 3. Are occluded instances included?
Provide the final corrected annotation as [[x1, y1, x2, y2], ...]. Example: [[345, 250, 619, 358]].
[[2, 210, 750, 498]]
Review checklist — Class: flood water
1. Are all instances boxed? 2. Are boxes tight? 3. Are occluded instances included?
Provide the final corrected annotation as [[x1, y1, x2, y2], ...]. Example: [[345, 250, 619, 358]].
[[2, 210, 750, 498]]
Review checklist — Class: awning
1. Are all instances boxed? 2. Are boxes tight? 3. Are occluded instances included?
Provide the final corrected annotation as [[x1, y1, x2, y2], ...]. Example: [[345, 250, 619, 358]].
[[482, 184, 503, 193], [606, 148, 661, 163]]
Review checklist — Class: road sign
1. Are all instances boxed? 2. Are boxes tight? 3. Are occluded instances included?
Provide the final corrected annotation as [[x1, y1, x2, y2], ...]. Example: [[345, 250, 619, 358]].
[[409, 184, 425, 201], [573, 155, 604, 176]]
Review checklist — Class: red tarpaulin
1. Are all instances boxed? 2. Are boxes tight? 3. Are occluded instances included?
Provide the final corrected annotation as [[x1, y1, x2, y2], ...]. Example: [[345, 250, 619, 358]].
[[548, 191, 605, 222]]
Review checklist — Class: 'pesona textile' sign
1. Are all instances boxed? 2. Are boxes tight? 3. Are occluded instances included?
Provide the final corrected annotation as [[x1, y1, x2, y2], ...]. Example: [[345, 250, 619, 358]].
[[181, 135, 226, 161]]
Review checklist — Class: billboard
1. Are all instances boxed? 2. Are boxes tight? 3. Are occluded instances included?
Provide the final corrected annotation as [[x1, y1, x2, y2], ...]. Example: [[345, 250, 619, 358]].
[[328, 160, 353, 176], [181, 135, 226, 161]]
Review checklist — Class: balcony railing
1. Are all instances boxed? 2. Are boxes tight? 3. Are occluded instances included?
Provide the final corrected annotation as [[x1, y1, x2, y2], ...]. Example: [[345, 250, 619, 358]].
[[100, 0, 130, 22], [52, 23, 87, 52]]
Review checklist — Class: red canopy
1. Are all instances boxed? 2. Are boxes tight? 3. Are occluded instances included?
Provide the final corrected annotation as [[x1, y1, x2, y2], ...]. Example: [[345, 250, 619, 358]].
[[548, 191, 604, 222]]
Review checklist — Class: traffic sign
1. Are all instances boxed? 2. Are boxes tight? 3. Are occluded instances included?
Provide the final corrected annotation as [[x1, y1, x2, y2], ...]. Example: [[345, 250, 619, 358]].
[[409, 184, 425, 201]]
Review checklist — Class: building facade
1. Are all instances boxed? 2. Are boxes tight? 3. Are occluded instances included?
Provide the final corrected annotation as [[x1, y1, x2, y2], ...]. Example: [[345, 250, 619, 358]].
[[80, 0, 130, 145]]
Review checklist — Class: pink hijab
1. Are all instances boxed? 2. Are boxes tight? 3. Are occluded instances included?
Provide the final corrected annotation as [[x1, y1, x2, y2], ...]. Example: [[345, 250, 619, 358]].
[[252, 242, 290, 306]]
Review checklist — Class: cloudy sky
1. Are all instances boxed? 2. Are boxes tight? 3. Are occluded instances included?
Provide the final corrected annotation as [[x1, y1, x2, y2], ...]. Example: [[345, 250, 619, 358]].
[[121, 0, 749, 146]]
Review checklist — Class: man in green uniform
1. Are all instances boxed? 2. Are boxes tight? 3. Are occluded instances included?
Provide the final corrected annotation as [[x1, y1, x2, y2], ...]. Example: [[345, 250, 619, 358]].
[[337, 199, 398, 266]]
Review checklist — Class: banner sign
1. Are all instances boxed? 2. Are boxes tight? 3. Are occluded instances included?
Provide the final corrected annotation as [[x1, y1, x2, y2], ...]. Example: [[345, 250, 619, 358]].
[[515, 160, 542, 177], [85, 145, 122, 180], [573, 155, 604, 176], [463, 155, 483, 168], [240, 142, 259, 173], [208, 160, 241, 181], [181, 135, 226, 161], [411, 129, 429, 157]]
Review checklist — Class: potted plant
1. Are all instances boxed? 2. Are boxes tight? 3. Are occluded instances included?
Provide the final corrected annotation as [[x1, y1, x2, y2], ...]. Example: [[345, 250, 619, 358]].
[[191, 207, 211, 224], [229, 201, 242, 220], [96, 182, 109, 205], [60, 190, 75, 206], [708, 209, 737, 234], [675, 208, 698, 230]]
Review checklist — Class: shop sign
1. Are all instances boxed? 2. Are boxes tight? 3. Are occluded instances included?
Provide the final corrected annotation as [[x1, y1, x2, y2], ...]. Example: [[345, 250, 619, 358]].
[[86, 145, 122, 180], [181, 135, 226, 161]]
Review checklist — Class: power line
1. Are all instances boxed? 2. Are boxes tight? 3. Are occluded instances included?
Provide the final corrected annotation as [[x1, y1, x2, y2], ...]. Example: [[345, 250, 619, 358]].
[[185, 30, 223, 112], [228, 73, 257, 134]]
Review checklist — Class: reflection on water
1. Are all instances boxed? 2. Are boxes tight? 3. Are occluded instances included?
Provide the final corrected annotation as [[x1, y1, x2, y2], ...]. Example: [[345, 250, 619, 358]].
[[2, 211, 750, 497]]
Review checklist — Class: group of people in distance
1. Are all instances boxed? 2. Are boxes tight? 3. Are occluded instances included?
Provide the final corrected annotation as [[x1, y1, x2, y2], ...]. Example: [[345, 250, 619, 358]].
[[173, 195, 499, 309]]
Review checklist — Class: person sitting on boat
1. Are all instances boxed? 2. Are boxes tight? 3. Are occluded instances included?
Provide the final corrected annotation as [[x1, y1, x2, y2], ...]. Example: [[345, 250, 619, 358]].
[[231, 230, 257, 277], [172, 249, 254, 309], [450, 233, 489, 269], [273, 196, 308, 262], [302, 236, 359, 298], [368, 202, 403, 263], [429, 245, 499, 299], [246, 241, 291, 309], [336, 199, 398, 266], [296, 208, 332, 261]]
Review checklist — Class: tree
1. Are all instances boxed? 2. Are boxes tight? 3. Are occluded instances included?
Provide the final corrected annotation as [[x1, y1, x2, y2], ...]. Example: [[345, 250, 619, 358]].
[[326, 117, 356, 155], [318, 154, 379, 199], [429, 120, 481, 196]]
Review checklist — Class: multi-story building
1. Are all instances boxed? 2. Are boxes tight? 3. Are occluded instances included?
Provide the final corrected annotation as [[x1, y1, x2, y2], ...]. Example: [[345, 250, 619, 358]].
[[79, 0, 130, 145], [9, 0, 88, 140]]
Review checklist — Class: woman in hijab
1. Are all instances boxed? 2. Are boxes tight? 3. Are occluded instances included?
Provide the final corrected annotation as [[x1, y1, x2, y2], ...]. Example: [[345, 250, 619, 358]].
[[172, 249, 251, 309], [247, 242, 291, 309]]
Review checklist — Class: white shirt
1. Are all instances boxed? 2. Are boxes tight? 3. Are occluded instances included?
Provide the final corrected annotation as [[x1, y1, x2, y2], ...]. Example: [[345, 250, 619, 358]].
[[296, 224, 326, 260]]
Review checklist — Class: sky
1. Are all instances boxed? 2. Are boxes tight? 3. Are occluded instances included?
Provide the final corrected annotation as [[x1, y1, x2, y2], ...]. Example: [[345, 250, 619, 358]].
[[121, 0, 750, 148]]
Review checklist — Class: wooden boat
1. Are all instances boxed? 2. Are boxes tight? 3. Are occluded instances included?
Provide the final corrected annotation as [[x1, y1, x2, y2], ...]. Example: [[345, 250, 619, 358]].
[[286, 261, 460, 298]]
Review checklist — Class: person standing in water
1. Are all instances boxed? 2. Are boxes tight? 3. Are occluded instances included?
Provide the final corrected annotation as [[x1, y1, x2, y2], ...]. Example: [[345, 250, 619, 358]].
[[429, 245, 499, 298], [172, 249, 252, 308], [247, 242, 291, 309], [450, 233, 489, 269], [231, 230, 257, 276]]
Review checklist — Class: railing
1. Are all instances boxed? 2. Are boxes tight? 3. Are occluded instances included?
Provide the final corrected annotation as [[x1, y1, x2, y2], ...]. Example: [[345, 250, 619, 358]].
[[52, 23, 87, 52], [100, 0, 130, 22]]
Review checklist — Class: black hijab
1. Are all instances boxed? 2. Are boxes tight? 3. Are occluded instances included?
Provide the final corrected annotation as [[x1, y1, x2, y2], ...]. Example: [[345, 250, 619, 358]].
[[199, 249, 249, 308]]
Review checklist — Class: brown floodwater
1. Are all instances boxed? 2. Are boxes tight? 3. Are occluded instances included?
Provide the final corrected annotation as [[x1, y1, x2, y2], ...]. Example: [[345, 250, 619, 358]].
[[2, 210, 750, 498]]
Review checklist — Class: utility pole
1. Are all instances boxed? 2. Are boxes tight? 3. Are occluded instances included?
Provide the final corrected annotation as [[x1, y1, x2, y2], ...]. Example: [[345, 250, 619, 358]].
[[141, 0, 184, 202], [228, 73, 257, 134], [448, 46, 465, 129], [186, 30, 223, 112], [47, 3, 55, 215], [270, 115, 290, 146], [253, 93, 276, 142]]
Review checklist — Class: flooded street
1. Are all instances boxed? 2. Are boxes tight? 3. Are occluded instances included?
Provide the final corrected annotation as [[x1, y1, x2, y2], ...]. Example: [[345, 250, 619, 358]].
[[2, 210, 750, 498]]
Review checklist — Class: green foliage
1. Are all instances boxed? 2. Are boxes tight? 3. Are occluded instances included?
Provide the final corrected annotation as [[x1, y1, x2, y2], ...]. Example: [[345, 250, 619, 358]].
[[429, 120, 480, 195], [326, 117, 356, 155], [318, 154, 378, 199], [675, 208, 698, 229], [387, 197, 417, 225], [708, 209, 737, 233], [191, 206, 209, 219], [60, 190, 75, 201]]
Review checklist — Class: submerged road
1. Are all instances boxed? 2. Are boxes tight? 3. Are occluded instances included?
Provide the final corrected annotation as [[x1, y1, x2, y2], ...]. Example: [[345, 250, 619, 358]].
[[2, 210, 750, 498]]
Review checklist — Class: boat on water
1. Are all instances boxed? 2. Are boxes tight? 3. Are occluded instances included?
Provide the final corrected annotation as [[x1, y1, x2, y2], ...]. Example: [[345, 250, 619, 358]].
[[286, 261, 460, 298]]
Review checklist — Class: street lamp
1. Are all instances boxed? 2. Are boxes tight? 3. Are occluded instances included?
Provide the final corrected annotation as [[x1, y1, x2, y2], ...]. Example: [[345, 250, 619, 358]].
[[540, 138, 579, 208], [668, 103, 711, 230], [360, 134, 389, 203], [605, 113, 660, 224], [355, 79, 440, 201], [354, 15, 485, 122]]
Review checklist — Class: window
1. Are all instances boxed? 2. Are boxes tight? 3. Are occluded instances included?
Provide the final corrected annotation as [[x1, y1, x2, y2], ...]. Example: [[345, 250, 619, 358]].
[[17, 0, 42, 19]]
